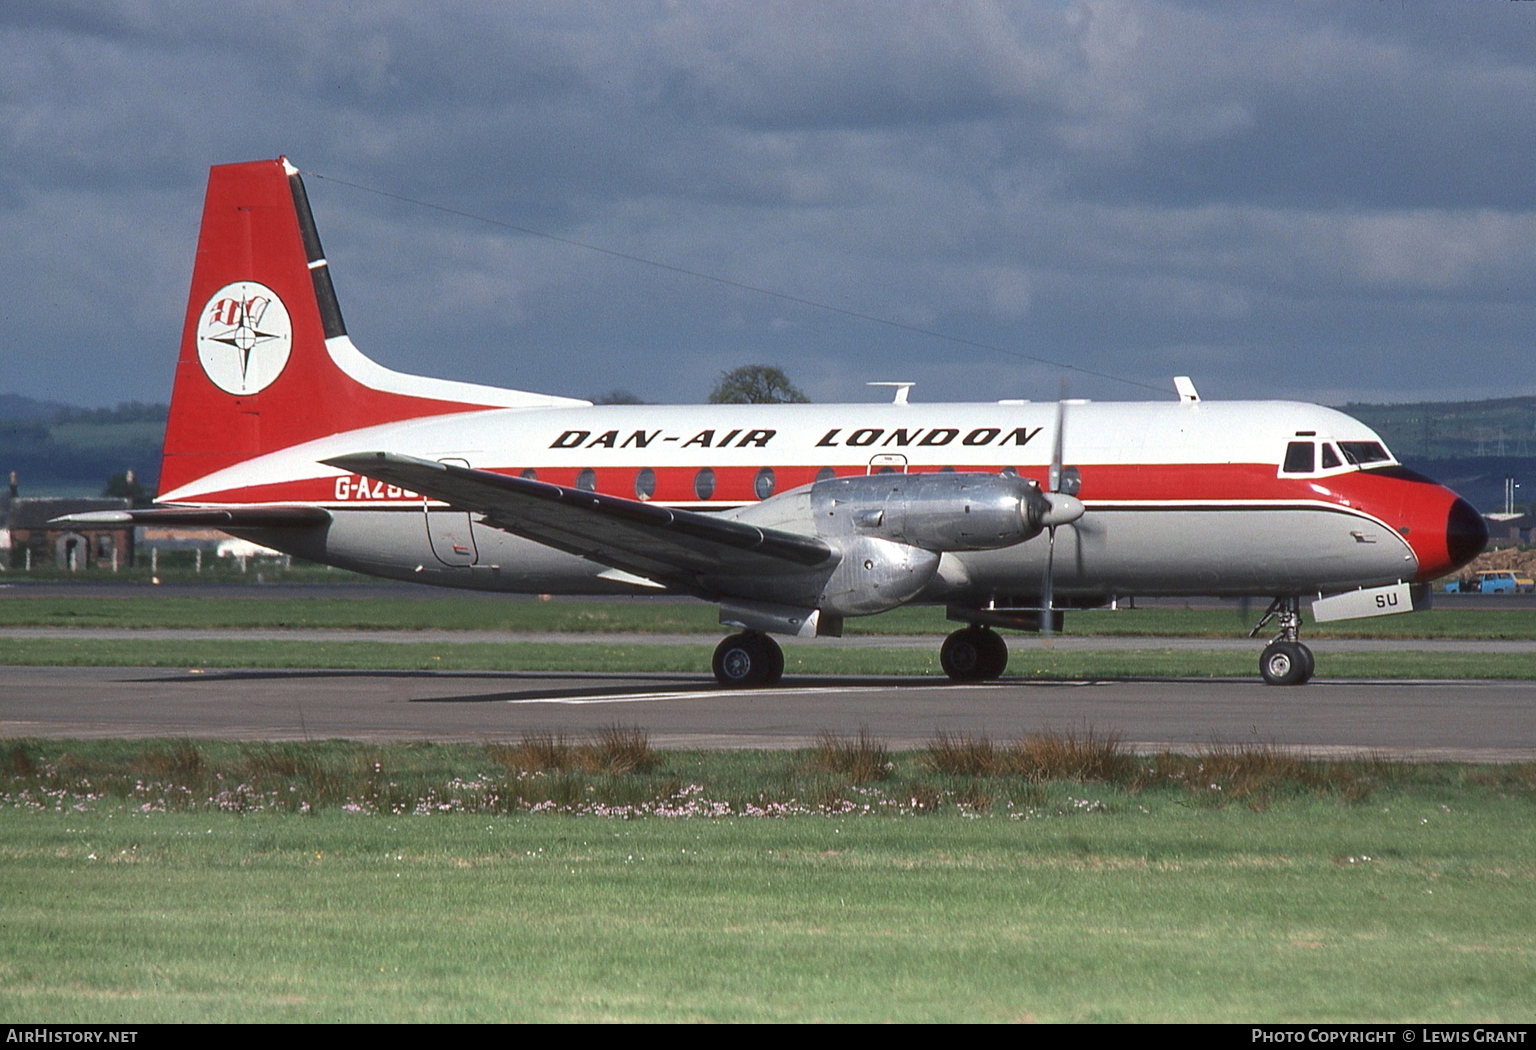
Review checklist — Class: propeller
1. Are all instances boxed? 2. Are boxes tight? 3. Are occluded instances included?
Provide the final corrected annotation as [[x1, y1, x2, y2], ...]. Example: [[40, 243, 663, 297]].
[[1038, 392, 1085, 642]]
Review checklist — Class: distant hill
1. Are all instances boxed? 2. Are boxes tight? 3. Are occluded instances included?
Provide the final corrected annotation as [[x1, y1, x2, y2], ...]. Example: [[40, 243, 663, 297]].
[[0, 394, 72, 421], [1336, 397, 1536, 460], [0, 399, 166, 498]]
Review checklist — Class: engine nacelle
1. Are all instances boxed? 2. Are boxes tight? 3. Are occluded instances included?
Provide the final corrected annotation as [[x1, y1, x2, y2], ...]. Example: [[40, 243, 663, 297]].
[[810, 471, 1051, 552], [818, 535, 941, 616], [716, 471, 1084, 620]]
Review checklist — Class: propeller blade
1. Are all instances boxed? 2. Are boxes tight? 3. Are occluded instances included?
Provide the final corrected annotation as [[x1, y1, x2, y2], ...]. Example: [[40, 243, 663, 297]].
[[1040, 524, 1057, 643], [1048, 397, 1065, 494], [1041, 385, 1069, 643]]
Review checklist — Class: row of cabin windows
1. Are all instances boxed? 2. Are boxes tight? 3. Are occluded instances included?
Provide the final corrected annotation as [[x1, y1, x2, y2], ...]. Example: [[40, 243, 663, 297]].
[[1282, 440, 1390, 474], [522, 465, 791, 501], [514, 464, 1022, 501]]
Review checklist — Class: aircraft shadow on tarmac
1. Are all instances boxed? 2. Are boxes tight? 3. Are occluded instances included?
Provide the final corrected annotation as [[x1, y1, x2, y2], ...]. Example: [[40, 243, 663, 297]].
[[120, 668, 1370, 706], [405, 676, 968, 704], [131, 668, 1000, 704]]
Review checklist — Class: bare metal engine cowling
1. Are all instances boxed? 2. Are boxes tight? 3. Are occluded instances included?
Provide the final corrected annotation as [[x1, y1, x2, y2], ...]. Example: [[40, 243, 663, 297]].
[[807, 472, 1053, 616], [810, 472, 1050, 551]]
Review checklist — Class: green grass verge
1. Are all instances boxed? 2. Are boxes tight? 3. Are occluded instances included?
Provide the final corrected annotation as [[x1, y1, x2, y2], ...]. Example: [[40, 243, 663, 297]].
[[3, 636, 1536, 678], [2, 737, 1533, 1022], [8, 596, 1536, 638]]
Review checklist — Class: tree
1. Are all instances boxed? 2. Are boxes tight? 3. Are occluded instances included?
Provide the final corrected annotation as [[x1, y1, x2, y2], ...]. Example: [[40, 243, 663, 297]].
[[589, 390, 647, 405], [102, 470, 152, 507], [707, 365, 809, 405]]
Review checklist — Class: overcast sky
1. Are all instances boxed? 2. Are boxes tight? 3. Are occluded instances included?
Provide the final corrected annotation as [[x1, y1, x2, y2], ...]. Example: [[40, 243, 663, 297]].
[[2, 1, 1534, 409]]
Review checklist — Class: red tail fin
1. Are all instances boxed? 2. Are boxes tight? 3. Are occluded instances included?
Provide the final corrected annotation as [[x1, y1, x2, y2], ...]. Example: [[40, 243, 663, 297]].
[[159, 157, 581, 496]]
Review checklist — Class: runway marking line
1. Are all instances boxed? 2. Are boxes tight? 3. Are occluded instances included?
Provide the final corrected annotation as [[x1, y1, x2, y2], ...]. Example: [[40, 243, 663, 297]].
[[501, 683, 1065, 705]]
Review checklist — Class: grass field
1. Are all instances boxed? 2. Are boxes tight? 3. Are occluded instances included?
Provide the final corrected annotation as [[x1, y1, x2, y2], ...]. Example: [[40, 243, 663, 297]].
[[7, 595, 1536, 638], [2, 737, 1532, 1022], [5, 636, 1536, 679]]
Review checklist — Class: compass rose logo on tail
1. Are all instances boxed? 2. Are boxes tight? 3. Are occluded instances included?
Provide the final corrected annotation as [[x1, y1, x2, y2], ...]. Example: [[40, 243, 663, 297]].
[[195, 281, 293, 395]]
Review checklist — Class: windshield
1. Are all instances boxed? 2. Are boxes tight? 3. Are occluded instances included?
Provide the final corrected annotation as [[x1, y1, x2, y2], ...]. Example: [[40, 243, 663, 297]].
[[1338, 441, 1391, 465]]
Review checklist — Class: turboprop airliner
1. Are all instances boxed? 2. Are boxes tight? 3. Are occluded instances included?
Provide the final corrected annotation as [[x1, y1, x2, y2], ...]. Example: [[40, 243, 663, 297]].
[[58, 157, 1488, 687]]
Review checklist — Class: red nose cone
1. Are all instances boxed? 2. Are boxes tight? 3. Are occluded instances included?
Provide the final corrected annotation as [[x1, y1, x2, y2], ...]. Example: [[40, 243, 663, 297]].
[[1444, 497, 1489, 571], [1403, 492, 1487, 581]]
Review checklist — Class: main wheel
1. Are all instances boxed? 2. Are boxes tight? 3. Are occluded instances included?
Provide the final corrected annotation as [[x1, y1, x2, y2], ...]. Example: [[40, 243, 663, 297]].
[[1259, 641, 1310, 686], [940, 627, 1009, 682], [712, 632, 783, 687]]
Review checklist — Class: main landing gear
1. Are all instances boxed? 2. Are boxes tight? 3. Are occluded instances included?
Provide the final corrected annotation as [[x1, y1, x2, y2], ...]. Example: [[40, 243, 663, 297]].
[[712, 631, 784, 687], [940, 625, 1009, 682], [1252, 596, 1314, 686]]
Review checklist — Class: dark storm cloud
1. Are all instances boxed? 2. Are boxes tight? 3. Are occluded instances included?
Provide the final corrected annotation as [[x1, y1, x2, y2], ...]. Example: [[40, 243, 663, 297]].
[[1, 1, 1533, 410]]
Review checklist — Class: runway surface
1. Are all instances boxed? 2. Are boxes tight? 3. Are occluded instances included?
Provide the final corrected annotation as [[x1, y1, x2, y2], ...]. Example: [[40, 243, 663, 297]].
[[2, 665, 1532, 760]]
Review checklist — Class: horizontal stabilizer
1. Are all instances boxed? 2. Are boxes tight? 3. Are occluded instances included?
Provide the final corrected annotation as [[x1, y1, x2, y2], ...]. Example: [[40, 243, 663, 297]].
[[324, 452, 833, 587], [49, 506, 331, 529]]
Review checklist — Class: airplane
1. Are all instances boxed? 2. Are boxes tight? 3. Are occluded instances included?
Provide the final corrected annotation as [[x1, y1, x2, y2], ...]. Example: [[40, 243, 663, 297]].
[[58, 157, 1488, 688]]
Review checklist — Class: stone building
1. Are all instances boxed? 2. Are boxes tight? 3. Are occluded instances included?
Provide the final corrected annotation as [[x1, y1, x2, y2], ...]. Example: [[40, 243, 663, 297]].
[[2, 497, 134, 570]]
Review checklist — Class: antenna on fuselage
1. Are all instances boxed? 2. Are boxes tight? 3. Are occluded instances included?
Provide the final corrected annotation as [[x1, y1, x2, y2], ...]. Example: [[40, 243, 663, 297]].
[[867, 382, 915, 405]]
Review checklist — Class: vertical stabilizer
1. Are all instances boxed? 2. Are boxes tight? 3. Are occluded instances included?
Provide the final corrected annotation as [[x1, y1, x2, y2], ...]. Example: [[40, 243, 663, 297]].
[[159, 157, 584, 496]]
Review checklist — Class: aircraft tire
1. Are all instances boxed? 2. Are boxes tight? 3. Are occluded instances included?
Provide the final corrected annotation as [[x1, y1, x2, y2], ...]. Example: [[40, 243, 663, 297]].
[[941, 627, 1008, 682], [762, 636, 785, 685], [712, 631, 781, 688], [1296, 643, 1315, 684], [1259, 641, 1310, 686]]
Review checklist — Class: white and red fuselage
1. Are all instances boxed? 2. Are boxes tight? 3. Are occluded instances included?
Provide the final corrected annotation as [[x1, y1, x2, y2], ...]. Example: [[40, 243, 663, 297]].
[[162, 394, 1483, 603], [123, 158, 1483, 638]]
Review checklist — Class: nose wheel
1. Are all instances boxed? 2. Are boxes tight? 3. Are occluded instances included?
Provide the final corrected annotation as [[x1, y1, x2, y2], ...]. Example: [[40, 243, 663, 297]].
[[1259, 640, 1314, 686], [1252, 597, 1315, 685], [940, 626, 1009, 682], [712, 631, 784, 687]]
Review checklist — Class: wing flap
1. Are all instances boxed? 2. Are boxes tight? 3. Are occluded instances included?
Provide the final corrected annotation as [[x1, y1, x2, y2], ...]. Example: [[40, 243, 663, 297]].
[[323, 452, 833, 581]]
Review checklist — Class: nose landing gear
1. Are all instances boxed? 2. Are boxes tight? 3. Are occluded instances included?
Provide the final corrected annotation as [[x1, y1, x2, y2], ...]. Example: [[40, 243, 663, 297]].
[[1252, 597, 1314, 685]]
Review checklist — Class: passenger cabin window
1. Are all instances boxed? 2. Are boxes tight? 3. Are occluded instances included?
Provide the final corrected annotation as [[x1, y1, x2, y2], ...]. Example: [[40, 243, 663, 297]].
[[1283, 442, 1314, 474], [633, 468, 656, 501], [1320, 444, 1341, 469], [753, 467, 775, 500]]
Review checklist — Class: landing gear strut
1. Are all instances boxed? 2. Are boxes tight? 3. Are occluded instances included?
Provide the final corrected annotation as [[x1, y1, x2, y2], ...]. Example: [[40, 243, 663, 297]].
[[1252, 597, 1314, 686], [940, 626, 1009, 682], [712, 631, 784, 687]]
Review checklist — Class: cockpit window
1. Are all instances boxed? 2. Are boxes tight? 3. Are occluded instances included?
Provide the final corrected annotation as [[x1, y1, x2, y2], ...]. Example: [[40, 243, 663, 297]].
[[1283, 441, 1314, 473], [1338, 441, 1390, 465], [1320, 444, 1341, 469]]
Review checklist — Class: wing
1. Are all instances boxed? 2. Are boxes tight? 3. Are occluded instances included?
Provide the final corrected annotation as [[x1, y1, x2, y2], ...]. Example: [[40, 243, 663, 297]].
[[323, 452, 834, 590]]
